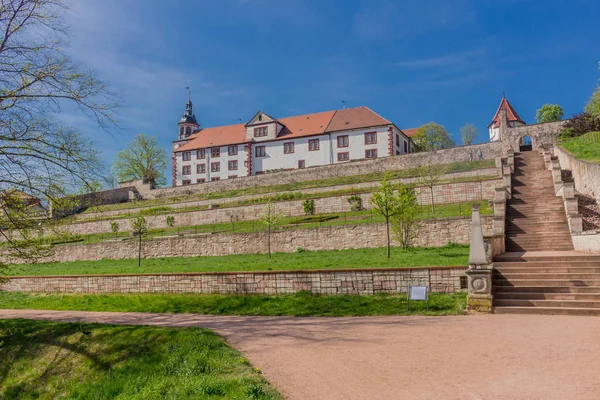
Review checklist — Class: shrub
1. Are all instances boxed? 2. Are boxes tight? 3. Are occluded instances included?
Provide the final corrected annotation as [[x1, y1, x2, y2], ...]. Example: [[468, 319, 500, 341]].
[[348, 195, 363, 211], [296, 246, 308, 253], [559, 128, 577, 141], [302, 199, 315, 215], [166, 215, 175, 227], [563, 112, 600, 137]]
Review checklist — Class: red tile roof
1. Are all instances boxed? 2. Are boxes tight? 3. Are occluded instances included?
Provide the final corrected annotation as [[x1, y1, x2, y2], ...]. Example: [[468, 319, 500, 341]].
[[325, 106, 391, 132], [176, 106, 396, 152], [401, 128, 419, 137], [277, 110, 337, 139], [489, 97, 525, 128], [177, 124, 247, 152]]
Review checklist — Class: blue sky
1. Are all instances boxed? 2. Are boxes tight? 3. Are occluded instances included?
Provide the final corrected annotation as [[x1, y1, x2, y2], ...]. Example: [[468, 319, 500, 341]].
[[63, 0, 600, 185]]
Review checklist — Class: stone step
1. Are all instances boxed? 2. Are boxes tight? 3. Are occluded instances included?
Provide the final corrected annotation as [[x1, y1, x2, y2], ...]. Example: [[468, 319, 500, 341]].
[[495, 267, 600, 274], [493, 292, 600, 300], [493, 286, 600, 294], [505, 246, 576, 252], [494, 299, 600, 308], [493, 306, 600, 316], [494, 272, 600, 280], [494, 261, 600, 269], [493, 279, 600, 287], [494, 253, 600, 262]]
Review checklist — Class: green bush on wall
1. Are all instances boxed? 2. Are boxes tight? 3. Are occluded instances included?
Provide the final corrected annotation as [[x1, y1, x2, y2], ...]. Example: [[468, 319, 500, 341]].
[[302, 199, 315, 215], [348, 195, 363, 211]]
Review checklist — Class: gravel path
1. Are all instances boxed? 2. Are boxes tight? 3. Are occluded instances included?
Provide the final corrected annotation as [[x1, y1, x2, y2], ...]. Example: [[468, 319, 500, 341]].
[[1, 310, 599, 400]]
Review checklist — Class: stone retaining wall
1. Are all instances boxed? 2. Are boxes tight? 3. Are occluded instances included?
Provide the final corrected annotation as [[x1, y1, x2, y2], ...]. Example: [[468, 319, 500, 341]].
[[77, 168, 499, 221], [554, 146, 600, 203], [0, 267, 467, 295], [2, 216, 493, 264], [55, 179, 499, 236], [147, 143, 505, 199]]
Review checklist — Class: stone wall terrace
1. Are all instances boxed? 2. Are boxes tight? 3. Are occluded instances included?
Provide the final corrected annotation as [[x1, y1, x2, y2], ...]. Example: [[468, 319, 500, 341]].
[[76, 167, 499, 221], [1, 216, 492, 264], [147, 142, 504, 199], [0, 266, 467, 295], [55, 179, 499, 237]]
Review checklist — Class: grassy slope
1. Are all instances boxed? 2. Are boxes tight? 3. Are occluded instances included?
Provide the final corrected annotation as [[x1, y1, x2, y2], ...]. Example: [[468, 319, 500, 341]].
[[0, 292, 467, 317], [84, 159, 496, 214], [0, 319, 281, 399], [37, 200, 492, 246], [559, 133, 600, 163], [5, 244, 469, 276]]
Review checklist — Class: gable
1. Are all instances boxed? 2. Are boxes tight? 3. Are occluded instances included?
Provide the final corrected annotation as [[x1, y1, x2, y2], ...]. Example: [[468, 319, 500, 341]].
[[246, 111, 276, 126]]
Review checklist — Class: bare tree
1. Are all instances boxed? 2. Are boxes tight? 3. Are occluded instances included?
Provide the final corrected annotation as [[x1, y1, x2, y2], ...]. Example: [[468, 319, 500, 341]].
[[460, 123, 478, 146], [259, 198, 283, 258], [417, 164, 448, 214], [130, 216, 147, 267], [0, 0, 116, 267], [370, 173, 401, 259]]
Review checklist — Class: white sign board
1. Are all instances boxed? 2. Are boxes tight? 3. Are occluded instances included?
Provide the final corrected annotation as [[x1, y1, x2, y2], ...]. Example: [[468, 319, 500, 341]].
[[409, 286, 427, 301]]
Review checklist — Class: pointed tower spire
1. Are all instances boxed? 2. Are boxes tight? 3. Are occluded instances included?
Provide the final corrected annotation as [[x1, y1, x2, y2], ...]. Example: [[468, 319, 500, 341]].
[[177, 88, 200, 140], [488, 95, 526, 142]]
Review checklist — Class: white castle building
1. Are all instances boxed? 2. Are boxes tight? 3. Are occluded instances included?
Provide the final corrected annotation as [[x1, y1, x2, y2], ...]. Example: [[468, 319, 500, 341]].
[[172, 99, 412, 186]]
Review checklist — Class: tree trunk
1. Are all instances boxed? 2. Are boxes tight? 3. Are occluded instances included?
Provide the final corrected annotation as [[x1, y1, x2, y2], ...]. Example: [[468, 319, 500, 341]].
[[267, 225, 271, 258], [386, 216, 390, 259], [137, 232, 142, 268], [430, 187, 435, 214]]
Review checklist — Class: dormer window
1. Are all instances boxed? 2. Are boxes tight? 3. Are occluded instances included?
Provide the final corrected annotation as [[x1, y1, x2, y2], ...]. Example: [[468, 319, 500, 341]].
[[254, 127, 268, 137]]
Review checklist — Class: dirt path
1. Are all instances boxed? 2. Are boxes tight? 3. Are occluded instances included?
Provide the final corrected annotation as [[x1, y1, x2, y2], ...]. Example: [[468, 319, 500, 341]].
[[1, 309, 600, 400]]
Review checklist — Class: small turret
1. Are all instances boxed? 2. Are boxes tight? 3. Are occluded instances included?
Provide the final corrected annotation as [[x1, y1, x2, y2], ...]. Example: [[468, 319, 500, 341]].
[[177, 89, 200, 140], [488, 96, 525, 142]]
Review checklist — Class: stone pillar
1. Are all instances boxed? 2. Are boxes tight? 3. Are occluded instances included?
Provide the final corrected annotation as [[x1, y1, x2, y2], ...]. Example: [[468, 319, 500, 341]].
[[502, 165, 512, 198], [551, 159, 562, 193], [466, 204, 494, 313], [507, 149, 515, 173]]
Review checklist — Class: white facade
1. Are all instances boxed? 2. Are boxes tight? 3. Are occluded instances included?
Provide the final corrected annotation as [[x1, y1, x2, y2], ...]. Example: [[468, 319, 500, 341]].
[[172, 105, 411, 187], [175, 144, 248, 185]]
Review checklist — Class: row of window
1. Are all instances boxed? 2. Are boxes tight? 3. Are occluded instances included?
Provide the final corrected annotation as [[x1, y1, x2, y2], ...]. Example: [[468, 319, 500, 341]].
[[182, 161, 239, 175], [181, 148, 379, 182], [182, 146, 239, 161], [181, 176, 239, 185], [182, 132, 383, 161]]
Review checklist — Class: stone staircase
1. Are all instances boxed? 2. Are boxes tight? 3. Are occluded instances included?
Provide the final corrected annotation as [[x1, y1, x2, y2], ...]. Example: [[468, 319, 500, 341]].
[[493, 152, 600, 315]]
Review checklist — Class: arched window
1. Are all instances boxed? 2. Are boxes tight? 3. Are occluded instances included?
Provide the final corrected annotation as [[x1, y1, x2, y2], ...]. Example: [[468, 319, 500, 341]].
[[185, 127, 191, 136], [179, 127, 184, 136]]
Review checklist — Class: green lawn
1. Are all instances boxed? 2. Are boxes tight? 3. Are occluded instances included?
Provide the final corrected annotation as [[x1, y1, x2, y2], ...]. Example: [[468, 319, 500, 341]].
[[0, 291, 467, 317], [83, 159, 495, 214], [559, 133, 600, 163], [5, 244, 469, 276], [0, 319, 281, 399], [35, 200, 492, 247]]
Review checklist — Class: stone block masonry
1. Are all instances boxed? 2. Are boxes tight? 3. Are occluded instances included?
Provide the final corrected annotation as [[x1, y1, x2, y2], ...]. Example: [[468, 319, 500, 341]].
[[1, 267, 467, 295], [76, 168, 499, 222], [145, 143, 505, 199], [554, 145, 600, 204], [48, 178, 500, 237], [1, 216, 493, 264]]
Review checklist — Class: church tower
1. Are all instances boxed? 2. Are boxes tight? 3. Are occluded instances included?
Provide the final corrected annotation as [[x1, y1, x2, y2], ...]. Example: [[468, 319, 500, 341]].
[[177, 92, 200, 140], [488, 96, 526, 142]]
